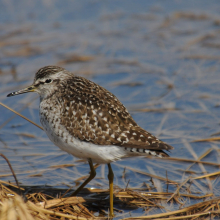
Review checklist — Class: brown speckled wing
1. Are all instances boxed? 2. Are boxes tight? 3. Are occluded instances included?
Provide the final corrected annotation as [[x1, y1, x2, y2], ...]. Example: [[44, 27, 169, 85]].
[[59, 76, 173, 152]]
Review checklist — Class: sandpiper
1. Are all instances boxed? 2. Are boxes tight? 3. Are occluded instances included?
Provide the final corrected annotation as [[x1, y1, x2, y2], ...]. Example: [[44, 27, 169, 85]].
[[7, 66, 174, 217]]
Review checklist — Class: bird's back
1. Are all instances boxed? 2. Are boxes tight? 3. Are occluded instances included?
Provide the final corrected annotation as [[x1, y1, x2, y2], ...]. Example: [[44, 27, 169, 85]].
[[40, 75, 173, 158]]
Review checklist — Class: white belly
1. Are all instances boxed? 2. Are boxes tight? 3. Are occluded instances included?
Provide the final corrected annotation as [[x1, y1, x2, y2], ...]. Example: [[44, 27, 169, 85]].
[[40, 113, 127, 164], [39, 100, 158, 163]]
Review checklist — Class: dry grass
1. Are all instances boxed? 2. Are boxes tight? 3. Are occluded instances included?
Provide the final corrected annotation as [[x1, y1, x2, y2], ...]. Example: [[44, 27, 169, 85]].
[[1, 176, 220, 219], [2, 7, 220, 219], [1, 86, 220, 219], [1, 148, 220, 219], [2, 94, 220, 219]]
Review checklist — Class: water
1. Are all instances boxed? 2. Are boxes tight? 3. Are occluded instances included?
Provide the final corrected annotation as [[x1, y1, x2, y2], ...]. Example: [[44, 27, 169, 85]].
[[1, 0, 220, 218]]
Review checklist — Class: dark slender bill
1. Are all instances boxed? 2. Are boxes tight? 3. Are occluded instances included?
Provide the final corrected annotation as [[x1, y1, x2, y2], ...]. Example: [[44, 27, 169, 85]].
[[7, 92, 16, 97], [7, 88, 33, 97]]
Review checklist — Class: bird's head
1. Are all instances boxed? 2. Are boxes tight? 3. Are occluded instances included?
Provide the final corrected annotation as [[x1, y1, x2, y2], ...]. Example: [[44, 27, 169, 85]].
[[7, 66, 72, 99]]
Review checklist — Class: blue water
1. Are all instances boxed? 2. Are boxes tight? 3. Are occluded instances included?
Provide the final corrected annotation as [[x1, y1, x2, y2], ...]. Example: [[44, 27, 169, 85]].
[[1, 0, 220, 218]]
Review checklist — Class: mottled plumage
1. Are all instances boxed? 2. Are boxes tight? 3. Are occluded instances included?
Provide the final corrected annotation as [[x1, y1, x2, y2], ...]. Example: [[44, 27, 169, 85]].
[[7, 65, 174, 217], [34, 66, 173, 161]]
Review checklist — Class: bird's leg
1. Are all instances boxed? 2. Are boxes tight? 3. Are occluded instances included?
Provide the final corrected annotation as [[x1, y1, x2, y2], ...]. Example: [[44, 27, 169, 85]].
[[108, 163, 114, 217], [70, 158, 96, 196]]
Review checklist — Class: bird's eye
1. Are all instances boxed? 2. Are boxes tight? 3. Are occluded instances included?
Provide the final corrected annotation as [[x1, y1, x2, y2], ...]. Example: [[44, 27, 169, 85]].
[[45, 79, 52, 83]]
